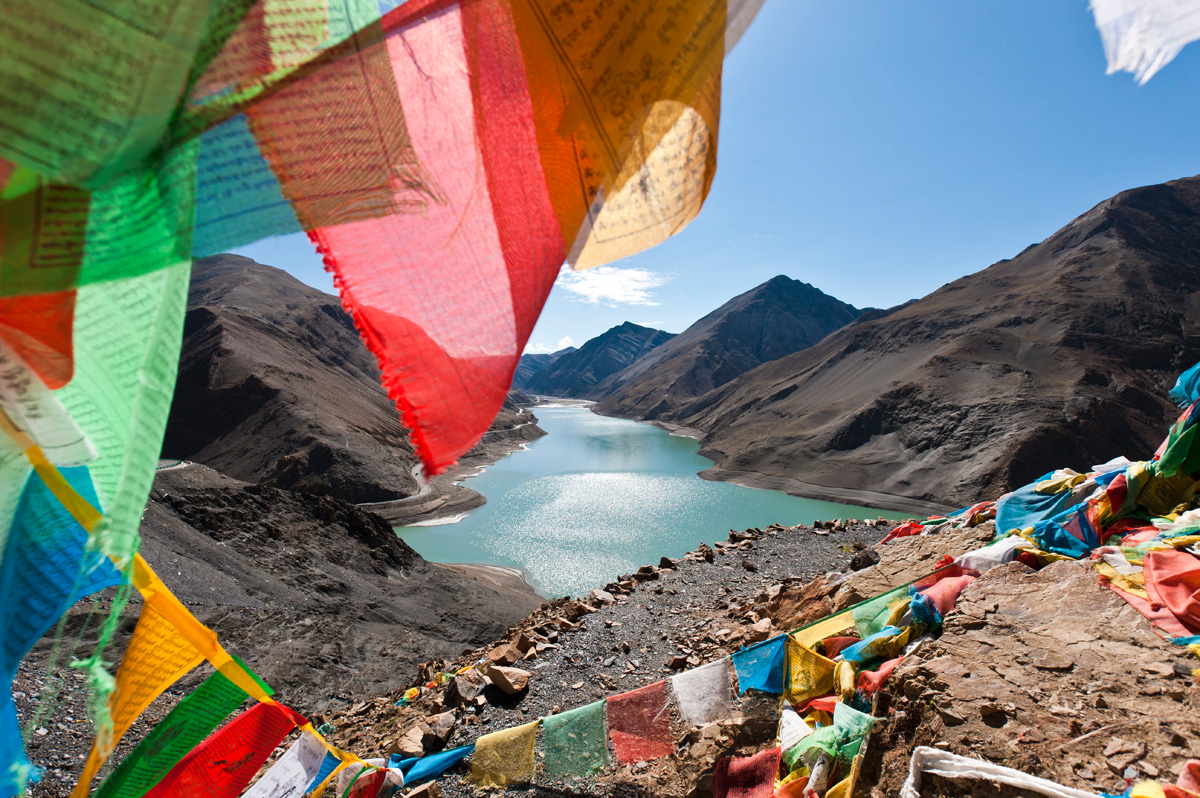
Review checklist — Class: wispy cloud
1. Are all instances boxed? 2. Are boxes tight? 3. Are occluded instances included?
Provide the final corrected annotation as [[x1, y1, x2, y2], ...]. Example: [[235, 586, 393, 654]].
[[525, 336, 575, 354], [556, 265, 670, 307]]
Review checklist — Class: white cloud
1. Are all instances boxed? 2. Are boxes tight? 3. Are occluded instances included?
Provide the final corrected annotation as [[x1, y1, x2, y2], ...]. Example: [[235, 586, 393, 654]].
[[556, 265, 669, 307], [525, 336, 575, 354]]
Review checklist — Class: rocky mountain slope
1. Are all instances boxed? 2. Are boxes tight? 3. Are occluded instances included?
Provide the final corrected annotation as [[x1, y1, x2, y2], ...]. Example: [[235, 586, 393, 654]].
[[512, 347, 577, 389], [163, 254, 542, 505], [594, 275, 862, 419], [525, 322, 675, 398], [668, 176, 1200, 508]]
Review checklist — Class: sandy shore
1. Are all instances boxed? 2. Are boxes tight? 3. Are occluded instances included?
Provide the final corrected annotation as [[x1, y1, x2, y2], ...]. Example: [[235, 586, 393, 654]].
[[434, 562, 545, 600]]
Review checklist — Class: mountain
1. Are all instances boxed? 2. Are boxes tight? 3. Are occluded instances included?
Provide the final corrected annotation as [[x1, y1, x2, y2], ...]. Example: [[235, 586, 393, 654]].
[[524, 322, 675, 398], [512, 346, 577, 389], [135, 463, 542, 709], [669, 176, 1200, 509], [593, 275, 862, 419], [162, 254, 541, 504]]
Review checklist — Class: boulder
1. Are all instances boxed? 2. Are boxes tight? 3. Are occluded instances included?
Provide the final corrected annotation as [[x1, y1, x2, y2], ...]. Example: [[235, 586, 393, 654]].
[[425, 711, 455, 745], [486, 642, 522, 666], [444, 670, 486, 708], [487, 665, 532, 695], [588, 588, 616, 606]]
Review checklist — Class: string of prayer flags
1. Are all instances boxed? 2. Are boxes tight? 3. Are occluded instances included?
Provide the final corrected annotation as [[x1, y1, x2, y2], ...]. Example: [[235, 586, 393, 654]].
[[732, 635, 787, 695], [0, 466, 118, 794], [0, 0, 761, 479], [142, 701, 307, 798], [72, 595, 208, 797], [468, 720, 539, 787], [670, 656, 734, 725], [542, 700, 608, 778], [713, 747, 781, 798], [605, 681, 674, 763], [95, 668, 254, 798], [850, 584, 911, 639], [241, 732, 328, 798], [784, 637, 836, 707]]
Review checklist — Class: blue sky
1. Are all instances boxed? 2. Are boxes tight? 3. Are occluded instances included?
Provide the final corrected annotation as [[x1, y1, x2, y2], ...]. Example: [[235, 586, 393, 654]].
[[234, 0, 1200, 353]]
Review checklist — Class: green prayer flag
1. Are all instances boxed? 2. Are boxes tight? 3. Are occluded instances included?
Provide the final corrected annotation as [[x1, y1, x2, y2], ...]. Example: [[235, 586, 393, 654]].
[[95, 668, 249, 798], [850, 584, 908, 638], [543, 700, 608, 778]]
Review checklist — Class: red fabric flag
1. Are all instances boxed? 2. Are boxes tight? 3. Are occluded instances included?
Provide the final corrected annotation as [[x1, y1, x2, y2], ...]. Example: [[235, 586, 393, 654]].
[[606, 681, 674, 763], [143, 702, 306, 798], [714, 747, 781, 798], [1144, 550, 1200, 635]]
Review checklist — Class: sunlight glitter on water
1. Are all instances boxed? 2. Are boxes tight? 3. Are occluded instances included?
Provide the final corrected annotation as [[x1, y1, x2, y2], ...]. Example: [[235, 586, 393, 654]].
[[397, 407, 905, 597]]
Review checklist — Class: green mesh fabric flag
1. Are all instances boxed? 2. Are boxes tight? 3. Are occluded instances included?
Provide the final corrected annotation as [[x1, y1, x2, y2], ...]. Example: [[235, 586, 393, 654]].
[[850, 584, 910, 638], [95, 668, 252, 798], [543, 700, 608, 778], [57, 260, 190, 567]]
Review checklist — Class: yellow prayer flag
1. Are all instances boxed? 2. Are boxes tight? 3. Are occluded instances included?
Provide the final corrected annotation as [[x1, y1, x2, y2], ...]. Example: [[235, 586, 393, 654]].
[[72, 593, 205, 797], [469, 720, 540, 787], [790, 610, 853, 649], [784, 637, 836, 707]]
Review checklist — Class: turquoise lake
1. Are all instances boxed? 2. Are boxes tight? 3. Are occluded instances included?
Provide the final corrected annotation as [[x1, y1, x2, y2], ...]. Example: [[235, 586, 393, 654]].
[[396, 406, 906, 598]]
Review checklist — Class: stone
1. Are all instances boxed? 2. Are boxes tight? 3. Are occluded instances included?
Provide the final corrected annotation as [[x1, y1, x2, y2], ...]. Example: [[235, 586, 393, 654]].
[[403, 783, 442, 798], [741, 559, 758, 572], [426, 711, 455, 744], [589, 589, 616, 606], [667, 655, 688, 670], [1030, 650, 1074, 671], [444, 671, 486, 708], [488, 666, 531, 695], [659, 556, 678, 569], [746, 618, 773, 643], [849, 548, 881, 571], [396, 725, 425, 758], [487, 643, 522, 666], [1103, 738, 1146, 774]]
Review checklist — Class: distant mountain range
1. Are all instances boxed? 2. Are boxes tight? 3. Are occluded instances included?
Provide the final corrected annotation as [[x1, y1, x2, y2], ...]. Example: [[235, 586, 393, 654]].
[[593, 275, 862, 418], [512, 346, 576, 390], [664, 177, 1200, 508], [164, 254, 540, 504], [524, 322, 675, 398]]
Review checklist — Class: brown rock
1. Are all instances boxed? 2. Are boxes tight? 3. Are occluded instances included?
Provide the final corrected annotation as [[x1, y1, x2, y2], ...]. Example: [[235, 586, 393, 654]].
[[488, 666, 532, 695], [444, 671, 486, 708], [746, 618, 773, 643], [486, 642, 522, 666], [589, 588, 616, 606], [403, 782, 442, 798], [396, 725, 425, 757], [659, 556, 678, 569], [741, 559, 758, 572], [425, 711, 455, 744]]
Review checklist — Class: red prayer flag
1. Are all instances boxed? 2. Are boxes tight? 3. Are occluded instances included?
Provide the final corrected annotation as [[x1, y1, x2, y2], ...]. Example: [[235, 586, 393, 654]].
[[606, 681, 674, 763], [144, 702, 306, 798], [714, 747, 781, 798]]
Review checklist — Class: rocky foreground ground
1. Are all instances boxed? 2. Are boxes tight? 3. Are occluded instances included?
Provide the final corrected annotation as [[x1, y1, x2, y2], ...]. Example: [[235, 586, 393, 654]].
[[323, 518, 1199, 797]]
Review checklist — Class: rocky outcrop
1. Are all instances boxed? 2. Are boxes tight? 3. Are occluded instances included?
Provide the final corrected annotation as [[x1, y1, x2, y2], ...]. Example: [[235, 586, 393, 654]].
[[524, 322, 674, 398], [671, 176, 1200, 508], [594, 275, 861, 419], [163, 254, 542, 505], [136, 463, 543, 709]]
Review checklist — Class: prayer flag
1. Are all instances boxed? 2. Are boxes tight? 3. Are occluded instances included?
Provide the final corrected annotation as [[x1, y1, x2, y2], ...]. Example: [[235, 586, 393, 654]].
[[142, 702, 306, 798], [468, 720, 539, 787], [606, 681, 674, 763], [713, 747, 781, 798], [543, 700, 608, 778], [732, 635, 787, 695], [670, 657, 734, 726], [95, 668, 253, 798]]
